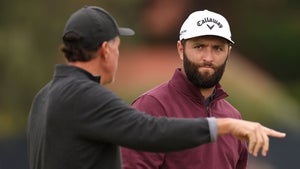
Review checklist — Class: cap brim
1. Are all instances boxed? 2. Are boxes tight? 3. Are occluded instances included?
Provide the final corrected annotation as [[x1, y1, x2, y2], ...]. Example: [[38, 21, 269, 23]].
[[118, 27, 135, 36], [180, 34, 234, 44]]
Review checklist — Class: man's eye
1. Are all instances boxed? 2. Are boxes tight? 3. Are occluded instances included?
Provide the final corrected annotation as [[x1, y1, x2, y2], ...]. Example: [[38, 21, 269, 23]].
[[194, 45, 203, 49], [214, 46, 223, 51]]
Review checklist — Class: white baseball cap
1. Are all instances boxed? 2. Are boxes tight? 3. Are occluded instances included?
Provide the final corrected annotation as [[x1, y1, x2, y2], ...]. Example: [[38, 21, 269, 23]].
[[179, 10, 234, 44]]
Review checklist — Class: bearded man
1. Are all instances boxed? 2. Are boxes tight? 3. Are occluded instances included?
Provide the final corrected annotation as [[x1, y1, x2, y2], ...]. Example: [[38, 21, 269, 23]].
[[121, 10, 249, 169]]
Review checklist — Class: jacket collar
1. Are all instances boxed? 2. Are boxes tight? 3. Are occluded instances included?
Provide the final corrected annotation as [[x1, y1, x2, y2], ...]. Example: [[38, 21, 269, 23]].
[[54, 64, 101, 83]]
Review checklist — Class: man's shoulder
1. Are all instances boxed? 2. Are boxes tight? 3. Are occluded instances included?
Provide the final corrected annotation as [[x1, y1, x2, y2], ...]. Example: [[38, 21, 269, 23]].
[[141, 82, 172, 98]]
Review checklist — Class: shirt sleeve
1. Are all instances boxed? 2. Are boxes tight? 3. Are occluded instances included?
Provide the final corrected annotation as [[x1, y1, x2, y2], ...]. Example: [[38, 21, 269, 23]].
[[207, 117, 218, 142], [74, 84, 212, 152]]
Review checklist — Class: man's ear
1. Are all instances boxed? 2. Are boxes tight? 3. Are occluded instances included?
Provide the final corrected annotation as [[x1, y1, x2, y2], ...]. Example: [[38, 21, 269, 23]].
[[98, 41, 109, 61], [177, 40, 184, 60], [228, 45, 232, 56]]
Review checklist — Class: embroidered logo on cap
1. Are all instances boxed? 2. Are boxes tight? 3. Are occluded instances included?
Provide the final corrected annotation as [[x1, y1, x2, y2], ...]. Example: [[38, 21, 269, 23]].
[[197, 17, 223, 30], [207, 24, 214, 30]]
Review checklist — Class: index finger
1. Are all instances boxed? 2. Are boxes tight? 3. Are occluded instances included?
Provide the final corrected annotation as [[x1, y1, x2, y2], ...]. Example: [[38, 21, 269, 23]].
[[263, 127, 286, 138]]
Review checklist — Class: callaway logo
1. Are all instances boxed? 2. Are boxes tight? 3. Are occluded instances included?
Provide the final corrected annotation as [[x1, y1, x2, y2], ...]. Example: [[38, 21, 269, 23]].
[[197, 17, 223, 30], [207, 24, 214, 30]]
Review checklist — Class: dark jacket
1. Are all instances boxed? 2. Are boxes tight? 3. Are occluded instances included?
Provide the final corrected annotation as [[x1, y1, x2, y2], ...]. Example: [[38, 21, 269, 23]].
[[27, 65, 213, 169]]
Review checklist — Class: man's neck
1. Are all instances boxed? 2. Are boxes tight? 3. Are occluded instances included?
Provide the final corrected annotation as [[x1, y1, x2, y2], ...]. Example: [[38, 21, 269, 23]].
[[200, 87, 216, 100], [68, 59, 101, 77]]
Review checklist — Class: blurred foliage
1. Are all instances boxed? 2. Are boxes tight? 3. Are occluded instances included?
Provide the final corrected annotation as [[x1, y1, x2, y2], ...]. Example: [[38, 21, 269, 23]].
[[232, 0, 300, 82], [0, 0, 299, 138]]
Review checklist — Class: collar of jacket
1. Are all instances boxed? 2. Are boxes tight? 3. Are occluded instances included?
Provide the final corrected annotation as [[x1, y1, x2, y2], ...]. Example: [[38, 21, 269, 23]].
[[54, 64, 101, 84]]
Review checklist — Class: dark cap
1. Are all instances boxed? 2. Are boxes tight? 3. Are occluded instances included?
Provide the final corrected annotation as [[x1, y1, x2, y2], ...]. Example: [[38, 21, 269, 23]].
[[62, 6, 135, 48]]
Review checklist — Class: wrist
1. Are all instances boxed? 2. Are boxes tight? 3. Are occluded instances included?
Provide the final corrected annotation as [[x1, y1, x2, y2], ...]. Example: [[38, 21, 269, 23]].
[[216, 118, 232, 136]]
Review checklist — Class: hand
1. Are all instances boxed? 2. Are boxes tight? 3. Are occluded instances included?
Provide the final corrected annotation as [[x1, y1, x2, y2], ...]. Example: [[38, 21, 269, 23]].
[[216, 118, 286, 157]]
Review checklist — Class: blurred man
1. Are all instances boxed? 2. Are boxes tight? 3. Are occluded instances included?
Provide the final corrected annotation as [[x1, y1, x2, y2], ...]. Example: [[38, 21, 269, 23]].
[[27, 6, 285, 169], [121, 10, 258, 169]]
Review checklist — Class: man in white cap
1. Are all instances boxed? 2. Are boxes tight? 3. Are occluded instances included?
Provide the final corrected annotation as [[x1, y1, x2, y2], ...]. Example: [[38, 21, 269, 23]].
[[121, 10, 258, 169]]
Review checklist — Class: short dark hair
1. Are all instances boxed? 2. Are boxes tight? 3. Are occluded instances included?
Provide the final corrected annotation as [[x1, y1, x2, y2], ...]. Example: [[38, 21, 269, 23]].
[[60, 32, 98, 62]]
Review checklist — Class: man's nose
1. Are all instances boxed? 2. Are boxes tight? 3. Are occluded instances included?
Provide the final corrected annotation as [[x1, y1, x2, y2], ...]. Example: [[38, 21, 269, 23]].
[[202, 48, 214, 62]]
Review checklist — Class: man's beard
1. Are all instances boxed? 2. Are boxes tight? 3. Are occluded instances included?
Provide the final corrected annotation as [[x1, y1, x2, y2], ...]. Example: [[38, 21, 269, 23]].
[[183, 51, 227, 89]]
